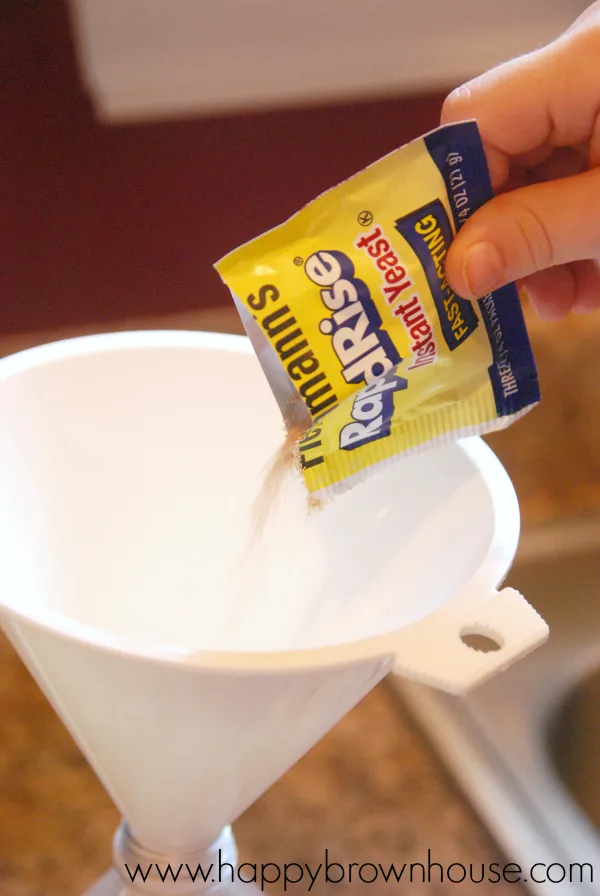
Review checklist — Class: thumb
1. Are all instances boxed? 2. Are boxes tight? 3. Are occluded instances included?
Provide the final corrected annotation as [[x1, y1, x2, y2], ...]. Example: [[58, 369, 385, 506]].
[[445, 166, 600, 299]]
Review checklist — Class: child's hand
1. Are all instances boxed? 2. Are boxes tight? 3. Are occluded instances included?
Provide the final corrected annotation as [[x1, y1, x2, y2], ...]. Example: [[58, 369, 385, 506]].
[[442, 1, 600, 320]]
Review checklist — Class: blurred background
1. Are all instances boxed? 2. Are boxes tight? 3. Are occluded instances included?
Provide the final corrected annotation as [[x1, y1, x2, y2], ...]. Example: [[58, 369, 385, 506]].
[[3, 2, 600, 895], [1, 0, 588, 335]]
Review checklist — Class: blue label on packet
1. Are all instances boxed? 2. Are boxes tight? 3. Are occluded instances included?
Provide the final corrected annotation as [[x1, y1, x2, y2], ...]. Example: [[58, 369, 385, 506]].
[[424, 120, 541, 415], [394, 198, 479, 351]]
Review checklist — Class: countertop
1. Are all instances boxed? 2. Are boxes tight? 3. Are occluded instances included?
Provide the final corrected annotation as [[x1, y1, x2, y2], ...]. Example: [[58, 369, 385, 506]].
[[2, 303, 599, 895]]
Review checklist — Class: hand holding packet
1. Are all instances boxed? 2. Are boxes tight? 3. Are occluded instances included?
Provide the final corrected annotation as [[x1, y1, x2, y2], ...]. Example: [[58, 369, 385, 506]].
[[215, 121, 540, 502]]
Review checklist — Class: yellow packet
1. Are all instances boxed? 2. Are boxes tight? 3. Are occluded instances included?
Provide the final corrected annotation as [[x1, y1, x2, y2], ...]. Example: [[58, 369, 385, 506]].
[[214, 121, 540, 501]]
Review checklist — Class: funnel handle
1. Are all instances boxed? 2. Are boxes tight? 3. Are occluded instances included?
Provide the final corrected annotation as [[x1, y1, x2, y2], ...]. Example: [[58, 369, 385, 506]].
[[388, 587, 548, 695]]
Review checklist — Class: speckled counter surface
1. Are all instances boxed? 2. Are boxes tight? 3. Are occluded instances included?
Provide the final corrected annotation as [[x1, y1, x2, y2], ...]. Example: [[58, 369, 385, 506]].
[[1, 637, 526, 896], [2, 304, 599, 896]]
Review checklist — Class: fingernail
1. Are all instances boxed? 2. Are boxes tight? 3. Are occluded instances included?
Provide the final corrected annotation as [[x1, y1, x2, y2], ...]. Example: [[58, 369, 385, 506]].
[[462, 242, 506, 298]]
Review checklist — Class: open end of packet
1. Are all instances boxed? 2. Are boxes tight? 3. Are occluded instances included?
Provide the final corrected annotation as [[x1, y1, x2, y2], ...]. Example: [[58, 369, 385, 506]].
[[215, 120, 540, 504]]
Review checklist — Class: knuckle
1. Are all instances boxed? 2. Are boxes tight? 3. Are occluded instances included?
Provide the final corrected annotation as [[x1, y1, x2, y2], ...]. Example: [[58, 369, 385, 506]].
[[505, 198, 555, 271]]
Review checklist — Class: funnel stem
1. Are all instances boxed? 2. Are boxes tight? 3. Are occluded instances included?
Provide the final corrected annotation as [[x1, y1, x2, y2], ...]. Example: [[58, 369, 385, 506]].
[[107, 821, 239, 895]]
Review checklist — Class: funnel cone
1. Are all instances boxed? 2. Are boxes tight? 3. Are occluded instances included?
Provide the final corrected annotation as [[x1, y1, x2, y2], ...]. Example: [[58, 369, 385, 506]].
[[3, 613, 387, 852], [0, 332, 547, 876]]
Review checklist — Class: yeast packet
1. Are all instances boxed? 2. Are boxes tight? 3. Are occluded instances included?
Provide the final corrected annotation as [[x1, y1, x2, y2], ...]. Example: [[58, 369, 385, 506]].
[[215, 121, 540, 501]]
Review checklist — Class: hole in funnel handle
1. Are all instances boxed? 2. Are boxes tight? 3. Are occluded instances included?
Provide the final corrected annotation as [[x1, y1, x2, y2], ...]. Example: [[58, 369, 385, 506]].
[[460, 625, 504, 654]]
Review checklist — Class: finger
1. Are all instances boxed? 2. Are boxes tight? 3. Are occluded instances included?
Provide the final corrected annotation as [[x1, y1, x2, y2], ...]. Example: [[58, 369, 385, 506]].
[[571, 258, 600, 314], [499, 170, 541, 193], [521, 259, 600, 320], [499, 147, 590, 194], [590, 117, 600, 169], [444, 166, 600, 300], [518, 267, 576, 321], [441, 16, 600, 160], [511, 144, 554, 171], [441, 81, 510, 188], [564, 0, 600, 36], [530, 146, 589, 182]]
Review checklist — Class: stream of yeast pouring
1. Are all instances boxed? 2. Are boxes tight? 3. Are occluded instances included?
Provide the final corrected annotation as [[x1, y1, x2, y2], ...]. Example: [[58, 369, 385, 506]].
[[250, 419, 323, 546], [216, 418, 324, 653]]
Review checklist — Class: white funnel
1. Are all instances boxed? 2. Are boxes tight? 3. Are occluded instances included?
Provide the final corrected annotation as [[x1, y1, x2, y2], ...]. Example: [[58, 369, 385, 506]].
[[0, 331, 547, 893]]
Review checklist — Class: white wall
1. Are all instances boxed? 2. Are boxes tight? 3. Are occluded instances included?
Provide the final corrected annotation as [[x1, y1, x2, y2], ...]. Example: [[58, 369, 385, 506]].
[[68, 0, 589, 122]]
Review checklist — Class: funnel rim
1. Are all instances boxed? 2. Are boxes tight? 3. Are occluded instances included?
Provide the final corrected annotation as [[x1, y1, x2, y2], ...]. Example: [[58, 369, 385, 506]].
[[0, 328, 254, 381], [0, 320, 519, 671]]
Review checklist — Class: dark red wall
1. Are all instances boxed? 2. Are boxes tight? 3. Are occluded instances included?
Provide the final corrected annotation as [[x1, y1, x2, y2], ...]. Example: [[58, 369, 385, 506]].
[[1, 1, 449, 334]]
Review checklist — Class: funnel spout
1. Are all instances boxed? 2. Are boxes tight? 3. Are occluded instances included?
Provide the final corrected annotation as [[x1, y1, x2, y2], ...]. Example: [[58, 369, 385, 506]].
[[114, 823, 237, 895], [84, 824, 264, 896]]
